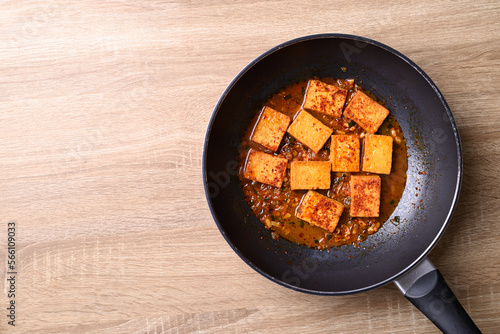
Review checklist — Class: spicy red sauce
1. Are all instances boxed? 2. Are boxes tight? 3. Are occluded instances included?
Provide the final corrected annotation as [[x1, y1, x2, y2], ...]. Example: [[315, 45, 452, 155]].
[[238, 78, 408, 249]]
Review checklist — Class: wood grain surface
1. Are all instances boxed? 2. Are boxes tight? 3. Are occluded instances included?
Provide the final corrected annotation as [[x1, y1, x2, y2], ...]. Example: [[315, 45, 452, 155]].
[[0, 0, 499, 333]]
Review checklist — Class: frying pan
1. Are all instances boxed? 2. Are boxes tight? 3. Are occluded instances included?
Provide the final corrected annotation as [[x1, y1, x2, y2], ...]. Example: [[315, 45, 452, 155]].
[[202, 34, 481, 333]]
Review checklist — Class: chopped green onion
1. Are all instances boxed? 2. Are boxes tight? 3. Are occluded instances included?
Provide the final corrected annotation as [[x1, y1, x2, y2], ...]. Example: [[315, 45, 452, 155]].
[[299, 220, 305, 228], [390, 199, 395, 205], [284, 94, 292, 100], [341, 67, 347, 72], [388, 123, 393, 129], [394, 216, 400, 223], [314, 239, 319, 244], [326, 234, 333, 240], [348, 120, 356, 127], [271, 215, 275, 221]]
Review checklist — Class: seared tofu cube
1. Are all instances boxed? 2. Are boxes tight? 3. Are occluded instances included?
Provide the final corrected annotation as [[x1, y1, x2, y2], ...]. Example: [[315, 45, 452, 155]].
[[290, 161, 331, 190], [362, 134, 393, 174], [250, 106, 291, 152], [330, 135, 360, 172], [243, 149, 288, 188], [302, 79, 348, 118], [296, 190, 344, 233], [286, 110, 333, 153], [350, 175, 381, 217], [343, 90, 390, 133]]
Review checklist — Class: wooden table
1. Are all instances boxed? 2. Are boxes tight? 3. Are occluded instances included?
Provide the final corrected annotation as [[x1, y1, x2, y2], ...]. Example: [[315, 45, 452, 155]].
[[1, 1, 499, 333]]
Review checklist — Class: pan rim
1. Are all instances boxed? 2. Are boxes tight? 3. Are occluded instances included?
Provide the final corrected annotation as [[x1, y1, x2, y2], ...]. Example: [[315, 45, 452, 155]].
[[202, 33, 463, 295]]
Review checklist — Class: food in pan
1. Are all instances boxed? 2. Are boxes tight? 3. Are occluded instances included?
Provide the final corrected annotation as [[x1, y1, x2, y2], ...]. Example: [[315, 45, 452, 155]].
[[344, 90, 390, 134], [296, 190, 344, 233], [290, 161, 331, 190], [242, 150, 288, 188], [286, 109, 333, 153], [302, 79, 347, 118], [330, 134, 360, 172], [239, 77, 408, 249], [350, 175, 381, 217], [250, 106, 291, 152]]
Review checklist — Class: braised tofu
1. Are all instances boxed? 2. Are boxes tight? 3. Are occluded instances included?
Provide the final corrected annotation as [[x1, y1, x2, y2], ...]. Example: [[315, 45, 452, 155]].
[[350, 175, 381, 217], [250, 106, 291, 152], [343, 90, 389, 133], [330, 135, 360, 172], [362, 134, 393, 174], [290, 161, 331, 190], [243, 149, 288, 188], [296, 190, 344, 233], [286, 110, 333, 153], [302, 79, 348, 118]]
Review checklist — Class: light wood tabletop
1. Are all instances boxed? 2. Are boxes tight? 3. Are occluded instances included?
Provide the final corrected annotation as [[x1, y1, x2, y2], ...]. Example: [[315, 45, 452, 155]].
[[1, 1, 499, 333]]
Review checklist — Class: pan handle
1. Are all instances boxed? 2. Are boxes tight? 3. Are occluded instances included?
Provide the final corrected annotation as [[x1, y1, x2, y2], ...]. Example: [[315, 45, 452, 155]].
[[394, 258, 481, 333]]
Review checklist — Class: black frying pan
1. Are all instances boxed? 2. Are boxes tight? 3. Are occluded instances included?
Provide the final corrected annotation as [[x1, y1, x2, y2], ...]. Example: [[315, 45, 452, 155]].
[[203, 34, 480, 333]]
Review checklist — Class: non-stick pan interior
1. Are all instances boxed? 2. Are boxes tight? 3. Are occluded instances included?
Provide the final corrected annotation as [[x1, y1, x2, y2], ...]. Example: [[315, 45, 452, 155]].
[[203, 35, 461, 294]]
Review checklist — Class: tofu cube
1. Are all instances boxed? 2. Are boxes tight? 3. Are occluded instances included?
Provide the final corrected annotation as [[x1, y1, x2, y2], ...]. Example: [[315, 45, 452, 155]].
[[290, 161, 331, 190], [286, 110, 333, 153], [243, 149, 288, 188], [350, 175, 381, 217], [250, 106, 291, 152], [330, 135, 360, 172], [302, 79, 348, 118], [362, 134, 393, 174], [343, 90, 390, 133], [296, 190, 344, 233]]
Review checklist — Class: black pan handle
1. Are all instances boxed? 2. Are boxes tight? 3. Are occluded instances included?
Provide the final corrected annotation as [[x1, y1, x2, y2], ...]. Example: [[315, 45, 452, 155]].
[[394, 258, 481, 333]]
